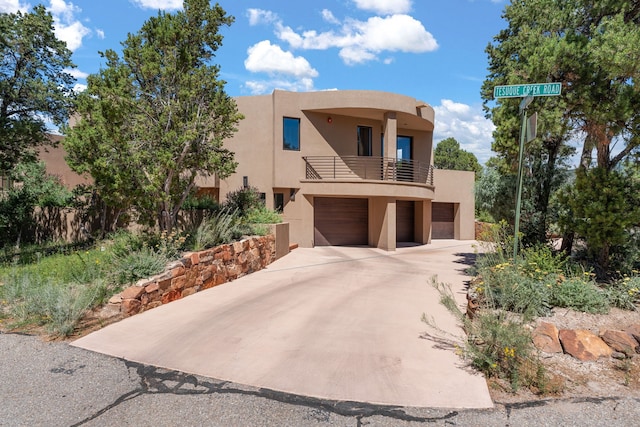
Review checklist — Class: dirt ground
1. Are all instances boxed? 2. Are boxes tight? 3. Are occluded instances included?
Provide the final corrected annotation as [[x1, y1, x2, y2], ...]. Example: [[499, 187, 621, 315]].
[[489, 307, 640, 404]]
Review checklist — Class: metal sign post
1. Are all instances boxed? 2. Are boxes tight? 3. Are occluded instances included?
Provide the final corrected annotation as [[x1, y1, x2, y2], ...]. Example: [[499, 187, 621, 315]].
[[493, 83, 562, 260]]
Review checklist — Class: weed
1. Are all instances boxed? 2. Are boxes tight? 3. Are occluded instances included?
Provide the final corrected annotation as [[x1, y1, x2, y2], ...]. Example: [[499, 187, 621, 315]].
[[425, 278, 552, 393]]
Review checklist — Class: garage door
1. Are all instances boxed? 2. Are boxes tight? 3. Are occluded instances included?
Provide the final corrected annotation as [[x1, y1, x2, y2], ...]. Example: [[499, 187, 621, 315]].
[[432, 202, 455, 239], [314, 197, 368, 246], [396, 200, 415, 242]]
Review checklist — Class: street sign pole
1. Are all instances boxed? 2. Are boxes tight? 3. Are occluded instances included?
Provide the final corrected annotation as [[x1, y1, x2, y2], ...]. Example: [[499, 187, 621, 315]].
[[493, 82, 561, 260], [513, 96, 533, 261]]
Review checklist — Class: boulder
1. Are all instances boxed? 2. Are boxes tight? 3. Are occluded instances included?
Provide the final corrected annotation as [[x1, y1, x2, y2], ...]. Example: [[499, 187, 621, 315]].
[[600, 330, 639, 357], [558, 329, 612, 361], [625, 324, 640, 346], [533, 322, 562, 353]]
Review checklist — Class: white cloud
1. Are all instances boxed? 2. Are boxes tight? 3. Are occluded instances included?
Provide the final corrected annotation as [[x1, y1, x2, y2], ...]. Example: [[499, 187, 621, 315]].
[[247, 8, 278, 26], [48, 0, 90, 51], [130, 0, 182, 10], [244, 41, 318, 95], [321, 9, 340, 24], [0, 0, 30, 13], [352, 0, 412, 15], [245, 78, 315, 95], [245, 40, 318, 79], [72, 83, 87, 93], [434, 99, 495, 164], [275, 14, 437, 65], [96, 28, 105, 39], [64, 67, 88, 79]]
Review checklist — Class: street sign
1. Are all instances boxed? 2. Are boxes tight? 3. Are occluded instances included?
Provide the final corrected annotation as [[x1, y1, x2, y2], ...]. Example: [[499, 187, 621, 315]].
[[526, 112, 537, 142], [494, 82, 562, 98]]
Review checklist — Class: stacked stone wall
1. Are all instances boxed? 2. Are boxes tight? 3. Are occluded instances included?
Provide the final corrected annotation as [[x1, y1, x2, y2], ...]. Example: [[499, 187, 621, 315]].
[[102, 235, 276, 318]]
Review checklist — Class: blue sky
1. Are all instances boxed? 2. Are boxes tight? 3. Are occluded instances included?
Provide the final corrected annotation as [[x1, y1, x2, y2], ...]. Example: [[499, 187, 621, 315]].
[[1, 0, 510, 163]]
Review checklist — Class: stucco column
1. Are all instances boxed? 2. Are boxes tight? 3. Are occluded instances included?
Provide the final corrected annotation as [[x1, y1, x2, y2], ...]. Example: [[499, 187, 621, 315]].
[[383, 112, 397, 159], [369, 197, 396, 251], [415, 199, 432, 244]]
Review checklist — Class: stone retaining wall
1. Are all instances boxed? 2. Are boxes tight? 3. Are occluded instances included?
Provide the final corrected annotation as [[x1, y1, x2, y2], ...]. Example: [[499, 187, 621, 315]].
[[101, 235, 276, 318]]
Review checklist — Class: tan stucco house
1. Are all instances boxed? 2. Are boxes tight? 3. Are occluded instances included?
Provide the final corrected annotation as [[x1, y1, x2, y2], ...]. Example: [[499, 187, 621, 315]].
[[196, 89, 475, 250]]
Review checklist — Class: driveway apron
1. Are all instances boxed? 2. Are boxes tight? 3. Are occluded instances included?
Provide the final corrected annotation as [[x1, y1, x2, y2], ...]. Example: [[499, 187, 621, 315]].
[[72, 240, 493, 409]]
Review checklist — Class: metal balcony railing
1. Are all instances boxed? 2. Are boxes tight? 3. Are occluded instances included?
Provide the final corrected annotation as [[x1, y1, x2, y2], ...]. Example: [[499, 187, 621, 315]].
[[303, 156, 434, 185]]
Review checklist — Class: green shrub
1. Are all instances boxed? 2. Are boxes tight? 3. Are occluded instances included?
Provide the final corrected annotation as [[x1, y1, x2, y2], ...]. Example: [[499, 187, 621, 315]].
[[550, 277, 609, 314], [244, 205, 281, 224], [603, 274, 640, 311], [224, 186, 263, 217], [191, 209, 240, 251], [521, 244, 568, 279], [480, 263, 553, 319], [109, 245, 168, 286], [1, 269, 110, 336], [426, 279, 552, 393], [182, 194, 222, 211]]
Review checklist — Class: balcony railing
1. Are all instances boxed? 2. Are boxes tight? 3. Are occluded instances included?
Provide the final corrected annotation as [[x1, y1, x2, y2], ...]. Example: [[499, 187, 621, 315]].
[[303, 156, 434, 185]]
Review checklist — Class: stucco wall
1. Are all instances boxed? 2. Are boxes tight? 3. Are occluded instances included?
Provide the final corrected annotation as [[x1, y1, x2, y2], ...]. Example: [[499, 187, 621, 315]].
[[433, 169, 476, 240]]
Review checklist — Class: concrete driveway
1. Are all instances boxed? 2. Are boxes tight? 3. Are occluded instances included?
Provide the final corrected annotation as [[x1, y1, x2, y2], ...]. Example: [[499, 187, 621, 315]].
[[72, 240, 492, 409]]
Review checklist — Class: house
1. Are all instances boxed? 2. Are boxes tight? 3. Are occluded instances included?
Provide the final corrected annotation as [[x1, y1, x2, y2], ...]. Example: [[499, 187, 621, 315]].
[[196, 89, 475, 251]]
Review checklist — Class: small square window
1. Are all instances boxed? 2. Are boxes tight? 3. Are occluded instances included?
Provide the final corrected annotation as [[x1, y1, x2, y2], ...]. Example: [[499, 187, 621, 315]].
[[283, 117, 300, 151]]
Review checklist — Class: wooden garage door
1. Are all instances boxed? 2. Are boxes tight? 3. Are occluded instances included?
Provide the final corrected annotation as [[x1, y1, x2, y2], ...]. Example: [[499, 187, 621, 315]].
[[396, 200, 415, 242], [314, 197, 368, 246], [432, 202, 455, 239]]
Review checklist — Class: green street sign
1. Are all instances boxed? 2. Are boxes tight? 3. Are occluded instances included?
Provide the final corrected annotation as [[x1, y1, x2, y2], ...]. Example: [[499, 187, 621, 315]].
[[493, 82, 562, 98]]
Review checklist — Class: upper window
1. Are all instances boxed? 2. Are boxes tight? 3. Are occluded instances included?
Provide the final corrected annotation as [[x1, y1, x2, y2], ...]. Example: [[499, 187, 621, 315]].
[[357, 126, 372, 156], [283, 117, 300, 151], [397, 135, 412, 160]]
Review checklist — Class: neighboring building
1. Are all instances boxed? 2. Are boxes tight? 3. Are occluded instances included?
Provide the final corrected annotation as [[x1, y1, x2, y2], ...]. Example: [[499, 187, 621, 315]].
[[196, 89, 475, 250]]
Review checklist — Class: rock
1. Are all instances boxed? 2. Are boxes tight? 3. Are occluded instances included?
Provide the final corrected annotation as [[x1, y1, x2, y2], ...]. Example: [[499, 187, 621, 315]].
[[145, 282, 159, 293], [625, 324, 640, 346], [121, 299, 141, 316], [98, 303, 121, 319], [558, 329, 613, 361], [161, 289, 181, 304], [107, 294, 122, 305], [121, 286, 144, 300], [611, 351, 627, 360], [600, 330, 639, 357], [533, 322, 562, 353]]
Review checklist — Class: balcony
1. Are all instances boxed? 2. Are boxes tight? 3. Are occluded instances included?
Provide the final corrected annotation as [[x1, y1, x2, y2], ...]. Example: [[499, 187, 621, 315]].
[[303, 156, 434, 186]]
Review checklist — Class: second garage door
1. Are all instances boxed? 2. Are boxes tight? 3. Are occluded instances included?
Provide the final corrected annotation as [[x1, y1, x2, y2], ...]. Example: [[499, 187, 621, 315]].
[[432, 202, 455, 239], [314, 197, 368, 246]]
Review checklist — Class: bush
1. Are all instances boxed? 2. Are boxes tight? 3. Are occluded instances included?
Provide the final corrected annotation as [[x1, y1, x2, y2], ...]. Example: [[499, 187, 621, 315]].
[[190, 209, 240, 251], [426, 279, 553, 393], [1, 267, 110, 336], [224, 186, 263, 217], [604, 274, 640, 311], [109, 245, 168, 286], [244, 205, 281, 224], [550, 277, 609, 314]]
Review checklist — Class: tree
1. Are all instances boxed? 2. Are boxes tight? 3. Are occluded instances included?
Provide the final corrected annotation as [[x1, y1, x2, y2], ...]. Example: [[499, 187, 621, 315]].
[[481, 0, 640, 253], [63, 0, 242, 232], [433, 137, 482, 175], [0, 5, 75, 172], [559, 166, 640, 273], [0, 160, 73, 247]]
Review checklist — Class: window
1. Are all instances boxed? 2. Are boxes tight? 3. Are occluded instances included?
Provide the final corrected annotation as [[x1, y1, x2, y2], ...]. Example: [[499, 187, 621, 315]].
[[283, 117, 300, 150], [274, 193, 284, 213], [397, 135, 412, 160], [357, 126, 372, 156]]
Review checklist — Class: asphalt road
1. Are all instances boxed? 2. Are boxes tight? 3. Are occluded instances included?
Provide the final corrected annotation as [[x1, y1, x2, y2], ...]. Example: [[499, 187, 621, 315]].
[[2, 332, 640, 427]]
